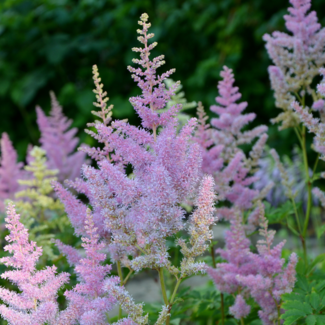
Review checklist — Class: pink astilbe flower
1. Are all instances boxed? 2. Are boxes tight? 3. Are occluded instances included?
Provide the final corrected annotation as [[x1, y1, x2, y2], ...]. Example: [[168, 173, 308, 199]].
[[229, 295, 251, 320], [104, 278, 148, 325], [208, 204, 297, 324], [0, 202, 69, 325], [264, 0, 325, 129], [56, 210, 116, 325], [36, 91, 87, 182], [54, 14, 216, 323], [56, 13, 203, 268], [127, 13, 180, 132], [196, 67, 268, 213], [178, 175, 217, 277], [0, 133, 25, 212], [207, 212, 255, 294], [210, 66, 267, 157], [236, 205, 297, 325]]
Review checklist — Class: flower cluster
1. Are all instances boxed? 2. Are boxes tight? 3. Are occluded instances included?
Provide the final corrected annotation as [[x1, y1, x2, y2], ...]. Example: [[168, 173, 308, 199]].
[[208, 204, 297, 324], [0, 133, 25, 212], [264, 0, 325, 130], [0, 5, 310, 325], [37, 92, 87, 182], [196, 66, 269, 218], [0, 202, 69, 325]]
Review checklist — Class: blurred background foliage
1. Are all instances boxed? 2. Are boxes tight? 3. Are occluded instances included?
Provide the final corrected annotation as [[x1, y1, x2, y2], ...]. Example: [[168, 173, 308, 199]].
[[1, 0, 325, 159]]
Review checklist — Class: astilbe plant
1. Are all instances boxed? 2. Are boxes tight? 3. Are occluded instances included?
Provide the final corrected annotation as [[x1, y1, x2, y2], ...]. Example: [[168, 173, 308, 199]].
[[14, 146, 67, 260], [0, 203, 144, 325], [207, 204, 297, 324], [0, 202, 69, 325], [263, 0, 325, 261], [263, 0, 325, 130], [195, 66, 270, 220], [54, 13, 217, 324], [36, 91, 87, 182], [0, 133, 25, 213], [55, 210, 125, 325]]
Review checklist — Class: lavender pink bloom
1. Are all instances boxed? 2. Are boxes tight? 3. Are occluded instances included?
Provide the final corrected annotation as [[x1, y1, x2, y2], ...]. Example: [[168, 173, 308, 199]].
[[0, 133, 25, 212], [36, 91, 87, 182], [55, 13, 202, 268], [264, 0, 325, 129], [56, 210, 116, 325], [196, 66, 268, 214], [0, 202, 69, 325], [208, 205, 297, 324]]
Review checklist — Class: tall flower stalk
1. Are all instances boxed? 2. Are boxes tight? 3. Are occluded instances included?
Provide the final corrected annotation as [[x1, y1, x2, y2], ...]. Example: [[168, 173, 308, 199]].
[[264, 0, 325, 259], [54, 13, 218, 324]]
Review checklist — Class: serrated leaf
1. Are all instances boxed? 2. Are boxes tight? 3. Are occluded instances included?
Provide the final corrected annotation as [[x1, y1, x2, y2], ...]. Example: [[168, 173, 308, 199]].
[[306, 315, 316, 325], [282, 293, 305, 303], [281, 309, 307, 318], [283, 315, 303, 325], [310, 293, 320, 310], [315, 280, 325, 292], [297, 275, 310, 292], [282, 301, 312, 314], [197, 302, 210, 314], [308, 255, 325, 275]]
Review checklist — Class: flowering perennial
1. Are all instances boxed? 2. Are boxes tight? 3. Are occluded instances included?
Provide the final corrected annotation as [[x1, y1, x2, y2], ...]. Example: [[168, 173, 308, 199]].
[[264, 0, 325, 130], [2, 2, 322, 324], [0, 202, 69, 325], [36, 92, 87, 182], [0, 133, 25, 212]]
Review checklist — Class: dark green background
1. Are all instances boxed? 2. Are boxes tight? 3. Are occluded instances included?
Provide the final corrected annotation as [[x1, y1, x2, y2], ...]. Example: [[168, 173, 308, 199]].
[[1, 0, 324, 159]]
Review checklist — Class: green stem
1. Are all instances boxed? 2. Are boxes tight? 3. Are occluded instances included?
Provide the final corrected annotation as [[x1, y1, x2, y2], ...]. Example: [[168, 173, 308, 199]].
[[240, 318, 244, 325], [158, 268, 168, 306], [166, 278, 182, 325], [313, 154, 320, 176], [135, 244, 148, 255], [211, 245, 216, 268], [301, 125, 312, 238], [221, 293, 225, 325], [123, 269, 133, 286], [170, 278, 182, 305], [294, 127, 303, 144], [301, 236, 307, 267], [117, 261, 124, 320], [291, 198, 302, 234], [165, 277, 182, 325]]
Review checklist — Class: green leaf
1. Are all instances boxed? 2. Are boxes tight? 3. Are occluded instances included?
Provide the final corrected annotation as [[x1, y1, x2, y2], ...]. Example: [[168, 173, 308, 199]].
[[297, 275, 311, 292], [316, 315, 325, 325], [282, 301, 312, 315], [282, 293, 305, 303], [282, 315, 303, 325], [315, 280, 325, 292], [306, 315, 316, 325], [310, 293, 320, 310], [316, 225, 325, 239], [281, 309, 307, 319]]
